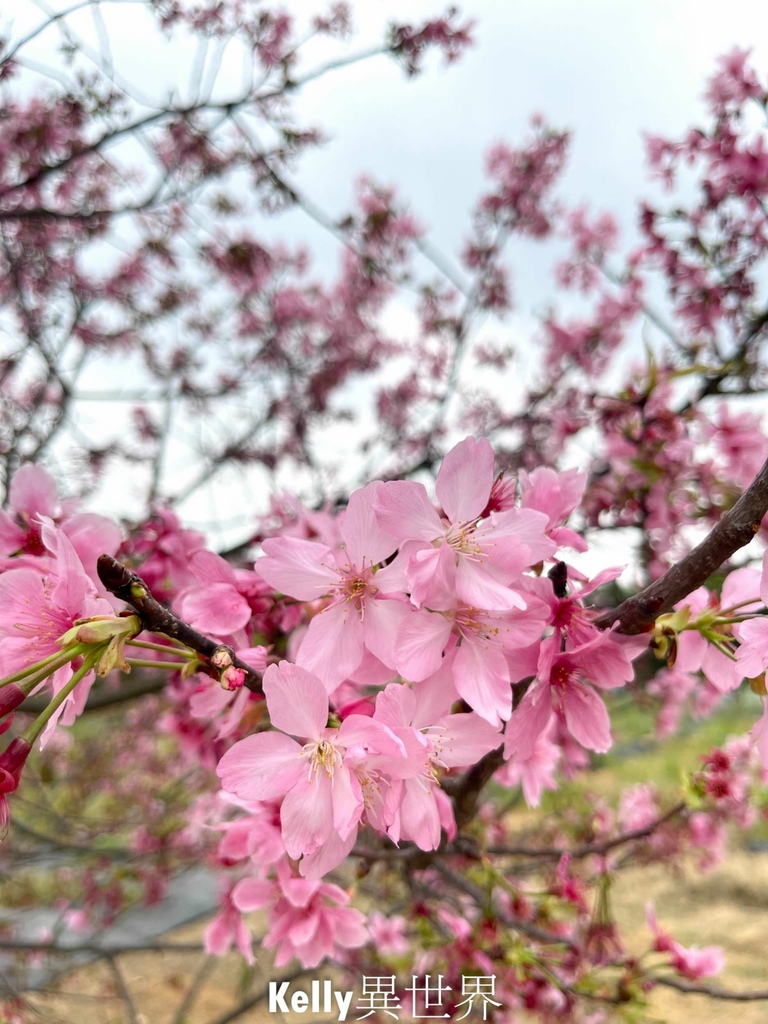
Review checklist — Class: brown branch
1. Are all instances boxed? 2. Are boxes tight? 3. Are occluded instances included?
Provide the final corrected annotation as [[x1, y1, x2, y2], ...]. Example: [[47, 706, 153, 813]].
[[487, 801, 687, 861], [434, 862, 575, 948], [652, 976, 768, 1001], [594, 455, 768, 634], [446, 747, 505, 831], [96, 554, 263, 694]]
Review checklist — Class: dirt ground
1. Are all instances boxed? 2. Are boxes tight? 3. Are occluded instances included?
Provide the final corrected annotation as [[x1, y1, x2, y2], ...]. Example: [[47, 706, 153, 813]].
[[14, 847, 768, 1024]]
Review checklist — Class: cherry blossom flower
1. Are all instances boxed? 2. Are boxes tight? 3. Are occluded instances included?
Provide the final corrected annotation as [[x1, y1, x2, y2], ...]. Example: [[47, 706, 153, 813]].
[[374, 436, 555, 611], [233, 859, 367, 968], [256, 483, 403, 689], [0, 523, 113, 741], [374, 681, 501, 849], [646, 904, 725, 979], [216, 661, 411, 874], [204, 888, 255, 964], [505, 632, 636, 757]]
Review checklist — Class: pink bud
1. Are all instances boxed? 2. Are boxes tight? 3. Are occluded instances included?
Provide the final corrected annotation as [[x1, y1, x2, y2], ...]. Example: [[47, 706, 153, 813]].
[[0, 684, 26, 720], [0, 737, 32, 777], [220, 666, 245, 691]]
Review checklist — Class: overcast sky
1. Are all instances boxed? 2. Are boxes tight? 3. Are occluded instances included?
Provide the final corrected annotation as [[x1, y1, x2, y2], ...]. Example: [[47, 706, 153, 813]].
[[7, 0, 768, 541], [283, 0, 768, 311]]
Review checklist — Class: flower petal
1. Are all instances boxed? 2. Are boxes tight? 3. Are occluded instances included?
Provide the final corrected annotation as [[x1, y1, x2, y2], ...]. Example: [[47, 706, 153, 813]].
[[281, 775, 334, 859], [217, 732, 303, 801], [263, 661, 329, 739], [435, 436, 494, 524]]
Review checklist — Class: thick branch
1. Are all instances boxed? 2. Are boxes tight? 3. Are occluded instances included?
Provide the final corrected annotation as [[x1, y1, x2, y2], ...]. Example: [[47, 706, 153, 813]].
[[595, 455, 768, 633], [96, 555, 263, 694]]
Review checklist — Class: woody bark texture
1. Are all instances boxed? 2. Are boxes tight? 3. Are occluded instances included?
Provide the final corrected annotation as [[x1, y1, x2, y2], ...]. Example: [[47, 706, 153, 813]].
[[595, 454, 768, 634], [96, 554, 264, 694]]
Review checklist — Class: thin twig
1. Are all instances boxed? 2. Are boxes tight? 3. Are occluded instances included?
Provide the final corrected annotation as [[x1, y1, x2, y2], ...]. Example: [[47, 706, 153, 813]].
[[96, 555, 264, 694], [487, 802, 687, 861], [652, 976, 768, 1001]]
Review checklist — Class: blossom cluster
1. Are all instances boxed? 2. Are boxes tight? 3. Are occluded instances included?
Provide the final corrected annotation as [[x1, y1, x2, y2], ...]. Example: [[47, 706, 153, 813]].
[[203, 437, 653, 961]]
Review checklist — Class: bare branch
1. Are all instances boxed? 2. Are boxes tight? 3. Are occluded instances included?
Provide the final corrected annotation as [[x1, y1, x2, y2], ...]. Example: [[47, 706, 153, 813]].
[[653, 976, 768, 1002]]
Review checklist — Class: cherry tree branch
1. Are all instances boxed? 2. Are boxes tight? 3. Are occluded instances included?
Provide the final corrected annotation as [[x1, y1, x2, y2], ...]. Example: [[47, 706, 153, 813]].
[[652, 976, 768, 1001], [96, 554, 264, 693], [486, 801, 687, 860], [594, 454, 768, 633]]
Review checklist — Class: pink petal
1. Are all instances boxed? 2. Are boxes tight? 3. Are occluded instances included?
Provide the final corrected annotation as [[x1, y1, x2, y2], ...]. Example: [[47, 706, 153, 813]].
[[281, 775, 334, 859], [9, 464, 60, 518], [452, 639, 511, 726], [330, 765, 364, 838], [399, 777, 441, 850], [217, 732, 303, 801], [232, 878, 274, 912], [340, 483, 399, 567], [455, 558, 526, 610], [483, 507, 557, 566], [407, 542, 456, 609], [374, 682, 417, 729], [435, 436, 494, 524], [263, 661, 329, 739], [395, 609, 453, 682], [363, 596, 411, 669], [504, 682, 552, 761], [560, 681, 612, 753], [297, 602, 365, 690], [736, 617, 768, 677], [339, 714, 407, 759], [435, 713, 501, 767], [189, 549, 238, 585], [373, 481, 443, 542], [300, 828, 358, 880], [180, 582, 252, 634], [258, 537, 334, 600], [287, 909, 321, 947], [701, 644, 743, 693], [64, 513, 123, 571]]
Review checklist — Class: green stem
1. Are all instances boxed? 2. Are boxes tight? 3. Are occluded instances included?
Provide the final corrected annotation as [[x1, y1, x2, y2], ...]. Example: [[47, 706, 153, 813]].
[[126, 639, 196, 656], [124, 659, 191, 671], [0, 643, 90, 690], [21, 653, 99, 746]]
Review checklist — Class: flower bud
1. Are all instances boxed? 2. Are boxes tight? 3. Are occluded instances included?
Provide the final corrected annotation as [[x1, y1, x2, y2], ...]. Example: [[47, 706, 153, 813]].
[[220, 666, 245, 691], [58, 614, 141, 647], [0, 684, 26, 720], [0, 737, 32, 777]]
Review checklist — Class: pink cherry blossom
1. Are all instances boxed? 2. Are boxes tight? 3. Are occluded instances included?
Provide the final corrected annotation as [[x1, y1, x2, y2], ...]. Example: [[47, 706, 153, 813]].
[[204, 888, 255, 964], [374, 436, 556, 611], [216, 661, 410, 874], [519, 466, 588, 552], [505, 632, 636, 758], [735, 617, 768, 678], [233, 859, 367, 968], [496, 721, 560, 807], [0, 523, 112, 699], [256, 483, 403, 689], [374, 681, 501, 849], [646, 903, 724, 979]]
